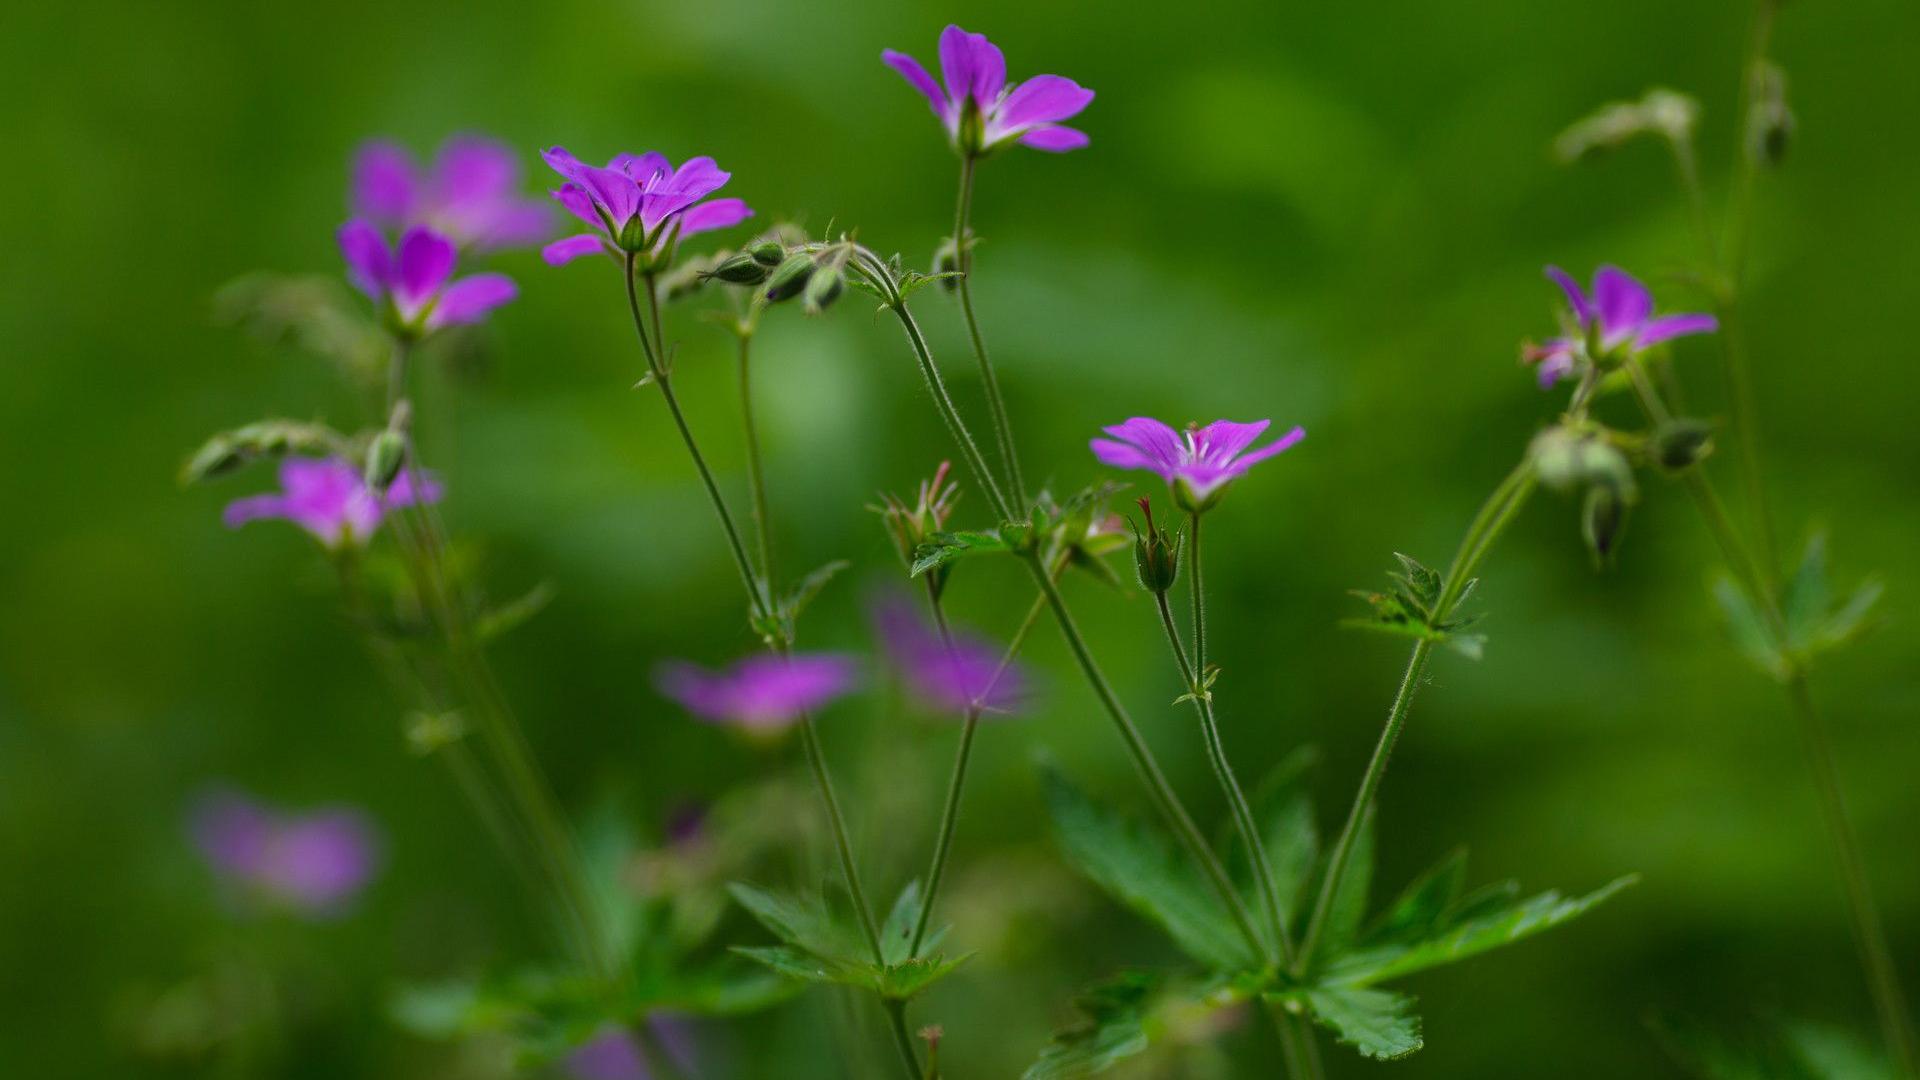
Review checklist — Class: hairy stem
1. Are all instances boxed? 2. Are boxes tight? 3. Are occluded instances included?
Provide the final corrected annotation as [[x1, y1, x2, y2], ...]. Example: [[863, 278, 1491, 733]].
[[954, 153, 1025, 504], [735, 327, 777, 587], [885, 1000, 926, 1080]]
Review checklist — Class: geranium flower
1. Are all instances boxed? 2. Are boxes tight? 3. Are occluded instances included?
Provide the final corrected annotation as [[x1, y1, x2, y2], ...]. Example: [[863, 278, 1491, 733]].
[[655, 654, 857, 732], [351, 135, 551, 251], [190, 788, 380, 917], [872, 595, 1027, 715], [1091, 418, 1305, 509], [223, 456, 440, 547], [883, 25, 1094, 155], [1527, 264, 1718, 387], [539, 148, 753, 266], [337, 222, 517, 335]]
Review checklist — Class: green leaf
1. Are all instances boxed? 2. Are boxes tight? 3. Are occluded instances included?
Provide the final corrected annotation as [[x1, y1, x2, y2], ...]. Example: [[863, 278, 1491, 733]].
[[910, 530, 1011, 576], [1327, 875, 1636, 986], [782, 560, 849, 623], [475, 581, 555, 643], [1320, 810, 1374, 953], [875, 953, 971, 1000], [1364, 848, 1466, 946], [1713, 575, 1784, 678], [1023, 972, 1159, 1080], [879, 880, 947, 964], [730, 944, 863, 986], [727, 882, 864, 961], [1784, 1021, 1898, 1080], [1041, 765, 1257, 971], [1391, 553, 1442, 615], [1301, 986, 1423, 1060], [1811, 579, 1883, 654], [1781, 533, 1832, 645]]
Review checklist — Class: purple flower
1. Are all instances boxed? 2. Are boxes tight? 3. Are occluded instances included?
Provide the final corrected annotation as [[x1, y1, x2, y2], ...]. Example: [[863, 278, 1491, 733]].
[[873, 595, 1027, 716], [539, 148, 753, 266], [655, 653, 857, 732], [566, 1018, 698, 1080], [190, 788, 380, 917], [351, 135, 552, 251], [883, 25, 1094, 155], [1091, 418, 1306, 509], [1527, 264, 1719, 388], [223, 456, 441, 547], [337, 222, 518, 335]]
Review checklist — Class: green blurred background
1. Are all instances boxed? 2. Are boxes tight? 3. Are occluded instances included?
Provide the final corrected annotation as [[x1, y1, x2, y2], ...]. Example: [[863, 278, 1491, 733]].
[[4, 0, 1917, 1075]]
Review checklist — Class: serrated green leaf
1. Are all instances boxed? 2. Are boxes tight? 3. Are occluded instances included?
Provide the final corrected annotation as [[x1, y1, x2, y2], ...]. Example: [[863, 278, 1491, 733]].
[[1782, 534, 1831, 645], [727, 883, 864, 962], [1302, 985, 1423, 1060], [638, 954, 801, 1016], [1041, 766, 1257, 971], [1365, 848, 1467, 946], [731, 944, 863, 985], [1326, 875, 1636, 986], [876, 952, 971, 1000], [1713, 575, 1786, 679], [782, 560, 849, 622], [1023, 972, 1160, 1080], [1392, 553, 1442, 612], [910, 530, 1011, 577], [879, 880, 948, 964]]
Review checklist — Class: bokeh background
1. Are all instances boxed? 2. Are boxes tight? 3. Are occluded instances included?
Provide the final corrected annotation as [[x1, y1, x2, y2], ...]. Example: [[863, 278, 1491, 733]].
[[4, 1, 1917, 1076]]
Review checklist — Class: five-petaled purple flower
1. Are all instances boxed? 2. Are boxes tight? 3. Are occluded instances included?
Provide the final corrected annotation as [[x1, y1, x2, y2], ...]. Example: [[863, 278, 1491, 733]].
[[224, 456, 441, 548], [1092, 418, 1306, 510], [1527, 264, 1718, 388], [351, 135, 552, 251], [655, 653, 858, 732], [190, 787, 381, 917], [338, 222, 518, 336], [884, 25, 1094, 155], [873, 595, 1028, 716], [539, 148, 753, 267]]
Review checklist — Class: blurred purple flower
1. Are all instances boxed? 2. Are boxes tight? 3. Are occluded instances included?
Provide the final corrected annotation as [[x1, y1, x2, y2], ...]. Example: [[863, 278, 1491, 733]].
[[567, 1018, 698, 1080], [1527, 264, 1718, 388], [883, 25, 1094, 155], [223, 456, 440, 547], [190, 788, 380, 917], [872, 595, 1027, 716], [655, 654, 857, 732], [352, 135, 552, 251], [337, 222, 518, 333], [539, 148, 753, 266], [1091, 418, 1305, 508]]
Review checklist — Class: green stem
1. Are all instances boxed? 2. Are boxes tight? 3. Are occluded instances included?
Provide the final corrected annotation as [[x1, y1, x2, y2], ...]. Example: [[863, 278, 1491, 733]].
[[1188, 511, 1208, 674], [885, 999, 927, 1080], [1297, 460, 1536, 972], [1269, 1001, 1326, 1080], [797, 707, 886, 965], [909, 562, 1058, 956], [736, 327, 776, 587], [953, 153, 1025, 504]]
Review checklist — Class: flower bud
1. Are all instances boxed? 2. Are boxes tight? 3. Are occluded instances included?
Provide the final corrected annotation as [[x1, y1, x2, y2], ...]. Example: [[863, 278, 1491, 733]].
[[748, 241, 786, 267], [708, 253, 770, 285], [763, 253, 816, 302], [802, 263, 843, 314], [1582, 485, 1628, 566], [1653, 418, 1715, 471], [1747, 63, 1794, 169], [932, 238, 962, 293], [1131, 498, 1181, 594], [364, 429, 408, 494], [1529, 426, 1636, 498], [617, 214, 653, 252]]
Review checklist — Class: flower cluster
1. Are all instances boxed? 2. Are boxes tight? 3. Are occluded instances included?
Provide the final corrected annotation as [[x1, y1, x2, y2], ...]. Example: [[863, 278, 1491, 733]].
[[540, 148, 753, 267], [884, 25, 1094, 155]]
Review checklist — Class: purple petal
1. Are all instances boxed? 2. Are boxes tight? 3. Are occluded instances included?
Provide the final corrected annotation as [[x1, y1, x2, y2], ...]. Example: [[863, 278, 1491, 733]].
[[543, 233, 609, 266], [552, 183, 603, 228], [1592, 264, 1652, 337], [1634, 312, 1719, 348], [1544, 265, 1593, 326], [385, 467, 444, 510], [678, 198, 753, 237], [430, 135, 518, 207], [656, 654, 856, 730], [938, 25, 1004, 107], [1018, 125, 1090, 152], [260, 809, 379, 913], [613, 151, 672, 184], [873, 597, 1026, 716], [337, 219, 393, 299], [190, 789, 275, 877], [428, 273, 516, 328], [1224, 425, 1305, 470], [395, 227, 457, 309], [467, 202, 553, 250], [996, 75, 1095, 130], [642, 156, 730, 227], [1191, 419, 1271, 463], [1100, 417, 1185, 468], [576, 164, 642, 228], [541, 145, 590, 183], [351, 141, 417, 224], [883, 49, 950, 117], [1532, 343, 1576, 389], [1090, 438, 1164, 475], [222, 493, 291, 530]]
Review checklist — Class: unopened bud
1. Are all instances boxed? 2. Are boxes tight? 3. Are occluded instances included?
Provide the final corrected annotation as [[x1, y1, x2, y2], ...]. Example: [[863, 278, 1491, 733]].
[[617, 214, 653, 252], [364, 430, 408, 494], [1747, 63, 1794, 168], [1653, 418, 1715, 471], [708, 253, 770, 285], [932, 238, 961, 292], [748, 241, 786, 267], [1131, 498, 1181, 594], [802, 264, 843, 313], [763, 253, 816, 302], [182, 436, 243, 484], [1582, 486, 1628, 566], [1530, 426, 1636, 498]]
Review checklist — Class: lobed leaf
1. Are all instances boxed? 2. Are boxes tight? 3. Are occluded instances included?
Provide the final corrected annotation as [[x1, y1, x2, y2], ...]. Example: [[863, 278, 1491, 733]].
[[1300, 985, 1423, 1060]]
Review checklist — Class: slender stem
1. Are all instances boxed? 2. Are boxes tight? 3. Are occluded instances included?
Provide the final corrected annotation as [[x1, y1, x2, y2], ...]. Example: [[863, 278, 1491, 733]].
[[1154, 588, 1292, 966], [1297, 461, 1537, 972], [735, 328, 776, 587], [1667, 133, 1717, 270], [797, 706, 886, 965], [1188, 511, 1208, 675], [953, 153, 1025, 504], [1268, 1002, 1326, 1080], [880, 295, 1014, 522], [884, 1000, 927, 1080], [909, 564, 1058, 956]]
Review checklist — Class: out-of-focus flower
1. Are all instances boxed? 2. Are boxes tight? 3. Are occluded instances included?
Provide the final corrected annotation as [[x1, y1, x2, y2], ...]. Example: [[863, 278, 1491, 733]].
[[351, 135, 551, 251], [189, 788, 380, 917], [539, 148, 753, 266], [883, 25, 1094, 155], [1091, 417, 1305, 510], [337, 222, 518, 336], [1526, 265, 1718, 388], [872, 594, 1027, 716], [566, 1018, 698, 1080], [654, 654, 857, 732], [223, 456, 440, 547]]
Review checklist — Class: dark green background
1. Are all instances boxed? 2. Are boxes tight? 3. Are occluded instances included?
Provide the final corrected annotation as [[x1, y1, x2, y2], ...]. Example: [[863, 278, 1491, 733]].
[[4, 1, 1916, 1076]]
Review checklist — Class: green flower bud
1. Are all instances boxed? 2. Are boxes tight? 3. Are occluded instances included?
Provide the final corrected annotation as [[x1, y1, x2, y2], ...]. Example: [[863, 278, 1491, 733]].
[[748, 241, 786, 267], [1747, 63, 1794, 169], [1653, 418, 1715, 471], [1131, 498, 1181, 594], [617, 214, 653, 252], [708, 253, 770, 285], [802, 264, 843, 314], [1582, 485, 1628, 566], [364, 429, 408, 494], [932, 238, 962, 293], [763, 253, 816, 302]]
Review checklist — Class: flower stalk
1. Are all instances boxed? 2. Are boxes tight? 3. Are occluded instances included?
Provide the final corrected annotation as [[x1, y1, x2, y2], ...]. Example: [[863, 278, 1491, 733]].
[[952, 153, 1025, 504]]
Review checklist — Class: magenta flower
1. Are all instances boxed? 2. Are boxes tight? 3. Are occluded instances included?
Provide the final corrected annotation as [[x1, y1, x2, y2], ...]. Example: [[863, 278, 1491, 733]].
[[873, 595, 1027, 716], [1091, 418, 1306, 509], [655, 653, 857, 732], [883, 25, 1094, 155], [351, 135, 551, 251], [337, 222, 518, 335], [223, 456, 441, 547], [1527, 264, 1719, 387], [567, 1018, 698, 1080], [190, 788, 380, 917], [539, 148, 753, 266]]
